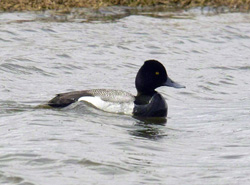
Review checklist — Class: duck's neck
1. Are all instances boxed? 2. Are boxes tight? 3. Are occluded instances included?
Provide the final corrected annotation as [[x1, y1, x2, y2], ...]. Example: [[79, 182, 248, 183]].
[[134, 90, 157, 105]]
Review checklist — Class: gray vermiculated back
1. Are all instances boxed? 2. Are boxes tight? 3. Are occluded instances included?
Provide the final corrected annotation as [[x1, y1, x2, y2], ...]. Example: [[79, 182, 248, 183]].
[[85, 89, 135, 103]]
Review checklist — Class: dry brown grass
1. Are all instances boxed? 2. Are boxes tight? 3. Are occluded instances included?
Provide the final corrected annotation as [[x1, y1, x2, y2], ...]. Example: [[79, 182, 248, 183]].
[[0, 0, 250, 11]]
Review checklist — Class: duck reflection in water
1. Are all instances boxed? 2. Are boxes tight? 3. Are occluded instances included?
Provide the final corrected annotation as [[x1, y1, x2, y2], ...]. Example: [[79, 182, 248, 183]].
[[129, 117, 167, 140]]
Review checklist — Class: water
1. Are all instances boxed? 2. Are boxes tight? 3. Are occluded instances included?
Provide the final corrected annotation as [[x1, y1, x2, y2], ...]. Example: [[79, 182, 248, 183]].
[[0, 8, 250, 185]]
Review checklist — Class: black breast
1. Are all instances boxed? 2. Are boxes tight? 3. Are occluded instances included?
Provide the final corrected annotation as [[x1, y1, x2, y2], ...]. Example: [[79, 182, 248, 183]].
[[133, 93, 168, 117]]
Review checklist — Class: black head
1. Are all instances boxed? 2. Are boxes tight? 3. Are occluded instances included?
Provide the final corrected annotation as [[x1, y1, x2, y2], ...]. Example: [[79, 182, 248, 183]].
[[135, 60, 185, 95]]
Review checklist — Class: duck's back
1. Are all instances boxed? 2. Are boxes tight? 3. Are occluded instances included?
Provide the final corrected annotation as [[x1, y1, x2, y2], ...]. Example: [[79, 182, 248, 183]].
[[83, 89, 135, 102], [48, 89, 135, 108]]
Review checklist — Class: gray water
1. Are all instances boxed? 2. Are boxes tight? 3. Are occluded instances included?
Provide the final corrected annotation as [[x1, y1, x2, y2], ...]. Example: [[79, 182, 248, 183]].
[[0, 8, 250, 185]]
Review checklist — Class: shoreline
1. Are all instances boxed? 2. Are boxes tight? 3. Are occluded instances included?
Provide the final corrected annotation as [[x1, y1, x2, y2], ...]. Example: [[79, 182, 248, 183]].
[[0, 0, 250, 12]]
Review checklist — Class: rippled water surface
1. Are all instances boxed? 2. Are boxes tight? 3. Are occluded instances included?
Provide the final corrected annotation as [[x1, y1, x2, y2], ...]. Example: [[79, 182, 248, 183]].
[[0, 9, 250, 185]]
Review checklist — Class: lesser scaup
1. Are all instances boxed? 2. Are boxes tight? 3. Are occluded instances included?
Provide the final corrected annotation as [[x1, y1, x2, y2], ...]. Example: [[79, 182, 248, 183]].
[[47, 60, 185, 117]]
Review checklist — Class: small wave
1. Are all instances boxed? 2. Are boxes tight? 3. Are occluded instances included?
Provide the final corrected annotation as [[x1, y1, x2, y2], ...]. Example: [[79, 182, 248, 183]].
[[0, 60, 55, 76]]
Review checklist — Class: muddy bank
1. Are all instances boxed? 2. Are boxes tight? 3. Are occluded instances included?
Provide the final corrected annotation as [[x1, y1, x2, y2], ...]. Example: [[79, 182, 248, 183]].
[[0, 0, 250, 12]]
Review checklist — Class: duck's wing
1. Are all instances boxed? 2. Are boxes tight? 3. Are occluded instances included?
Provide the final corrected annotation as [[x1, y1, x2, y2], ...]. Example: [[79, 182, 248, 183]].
[[83, 89, 135, 102], [133, 93, 168, 117], [48, 89, 135, 108], [48, 90, 91, 108]]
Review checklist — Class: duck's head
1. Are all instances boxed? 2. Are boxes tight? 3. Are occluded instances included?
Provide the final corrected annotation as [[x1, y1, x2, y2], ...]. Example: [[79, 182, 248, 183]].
[[135, 60, 185, 95]]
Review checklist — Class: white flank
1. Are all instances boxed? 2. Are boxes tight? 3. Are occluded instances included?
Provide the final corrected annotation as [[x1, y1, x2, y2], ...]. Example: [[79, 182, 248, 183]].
[[78, 96, 134, 115]]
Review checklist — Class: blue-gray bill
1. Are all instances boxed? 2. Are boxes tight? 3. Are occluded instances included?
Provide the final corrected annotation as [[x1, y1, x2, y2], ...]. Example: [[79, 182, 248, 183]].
[[164, 77, 186, 88]]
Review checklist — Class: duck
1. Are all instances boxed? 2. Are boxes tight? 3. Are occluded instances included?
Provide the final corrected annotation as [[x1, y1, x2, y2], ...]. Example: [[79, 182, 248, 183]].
[[47, 59, 185, 117]]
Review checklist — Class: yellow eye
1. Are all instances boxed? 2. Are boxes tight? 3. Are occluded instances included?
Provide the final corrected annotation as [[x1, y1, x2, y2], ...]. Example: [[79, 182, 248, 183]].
[[155, 71, 160, 75]]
